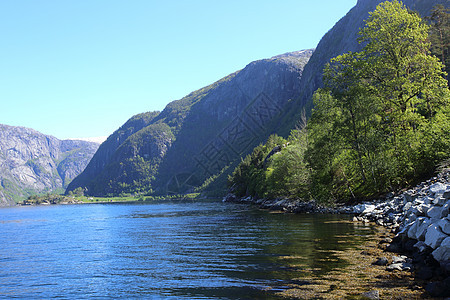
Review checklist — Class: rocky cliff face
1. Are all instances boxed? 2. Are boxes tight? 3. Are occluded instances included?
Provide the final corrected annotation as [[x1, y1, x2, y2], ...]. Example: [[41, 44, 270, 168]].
[[0, 124, 99, 206], [67, 50, 313, 196]]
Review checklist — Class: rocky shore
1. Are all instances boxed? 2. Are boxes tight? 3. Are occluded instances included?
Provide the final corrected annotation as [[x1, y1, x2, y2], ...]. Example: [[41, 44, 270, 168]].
[[223, 171, 450, 298]]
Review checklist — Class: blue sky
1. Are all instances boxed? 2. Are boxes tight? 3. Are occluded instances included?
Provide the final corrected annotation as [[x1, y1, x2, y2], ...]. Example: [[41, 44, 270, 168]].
[[0, 0, 357, 140]]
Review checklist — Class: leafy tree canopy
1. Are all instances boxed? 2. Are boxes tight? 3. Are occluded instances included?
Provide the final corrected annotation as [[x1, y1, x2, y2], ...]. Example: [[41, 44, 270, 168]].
[[229, 1, 450, 205]]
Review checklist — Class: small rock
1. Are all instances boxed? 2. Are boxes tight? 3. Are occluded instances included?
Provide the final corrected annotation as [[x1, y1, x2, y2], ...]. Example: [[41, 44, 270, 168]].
[[386, 242, 402, 253], [379, 237, 393, 244], [403, 202, 412, 212], [222, 193, 237, 202], [427, 206, 443, 219], [414, 241, 429, 253], [387, 262, 413, 271], [417, 203, 430, 215], [431, 237, 450, 262], [361, 290, 379, 299], [392, 255, 407, 264], [438, 218, 450, 235], [433, 197, 447, 206], [354, 203, 376, 214], [407, 218, 422, 239], [441, 201, 450, 217], [443, 189, 450, 199], [372, 257, 389, 266], [386, 263, 404, 271], [416, 218, 432, 241], [430, 182, 446, 194], [403, 190, 416, 202]]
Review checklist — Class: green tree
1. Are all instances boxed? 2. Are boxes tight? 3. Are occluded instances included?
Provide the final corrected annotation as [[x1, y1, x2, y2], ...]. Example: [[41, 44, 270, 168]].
[[307, 0, 450, 202], [228, 134, 287, 198], [73, 187, 84, 196]]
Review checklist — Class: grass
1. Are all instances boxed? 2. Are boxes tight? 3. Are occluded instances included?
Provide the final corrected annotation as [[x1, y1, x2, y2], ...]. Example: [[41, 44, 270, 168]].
[[18, 192, 202, 205], [56, 193, 202, 204]]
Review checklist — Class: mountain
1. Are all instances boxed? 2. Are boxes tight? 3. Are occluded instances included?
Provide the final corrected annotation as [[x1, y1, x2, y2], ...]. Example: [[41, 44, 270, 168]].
[[66, 50, 313, 196], [67, 0, 449, 198], [0, 124, 99, 206]]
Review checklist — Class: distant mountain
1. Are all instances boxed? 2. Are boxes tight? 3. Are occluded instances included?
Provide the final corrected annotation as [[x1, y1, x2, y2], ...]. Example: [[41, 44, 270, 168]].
[[67, 136, 108, 144], [66, 50, 313, 196], [0, 124, 99, 206]]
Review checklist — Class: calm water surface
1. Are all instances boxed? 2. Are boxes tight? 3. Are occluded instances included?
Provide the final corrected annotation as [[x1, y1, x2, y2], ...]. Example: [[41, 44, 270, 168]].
[[0, 201, 374, 299]]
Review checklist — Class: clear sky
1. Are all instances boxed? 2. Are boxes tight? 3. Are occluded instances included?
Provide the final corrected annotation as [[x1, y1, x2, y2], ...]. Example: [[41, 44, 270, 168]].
[[0, 0, 357, 140]]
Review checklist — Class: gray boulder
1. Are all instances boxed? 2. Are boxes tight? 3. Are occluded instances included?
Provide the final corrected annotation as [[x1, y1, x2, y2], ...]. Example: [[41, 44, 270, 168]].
[[416, 218, 433, 241], [432, 237, 450, 262], [354, 203, 376, 214], [372, 257, 389, 266], [439, 218, 450, 235], [408, 217, 425, 239], [414, 241, 429, 253], [425, 224, 448, 249], [429, 182, 446, 195], [427, 206, 445, 219]]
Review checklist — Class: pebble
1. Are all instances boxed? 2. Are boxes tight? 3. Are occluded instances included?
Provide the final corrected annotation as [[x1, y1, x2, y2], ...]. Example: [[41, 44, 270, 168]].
[[361, 290, 379, 299], [372, 257, 388, 266]]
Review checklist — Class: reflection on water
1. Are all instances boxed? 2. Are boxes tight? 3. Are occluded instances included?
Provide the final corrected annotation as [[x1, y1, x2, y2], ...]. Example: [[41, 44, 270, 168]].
[[0, 201, 374, 299]]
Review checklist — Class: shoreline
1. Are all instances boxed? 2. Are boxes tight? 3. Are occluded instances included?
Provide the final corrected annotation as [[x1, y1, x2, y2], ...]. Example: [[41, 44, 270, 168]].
[[224, 171, 450, 298], [278, 224, 428, 299]]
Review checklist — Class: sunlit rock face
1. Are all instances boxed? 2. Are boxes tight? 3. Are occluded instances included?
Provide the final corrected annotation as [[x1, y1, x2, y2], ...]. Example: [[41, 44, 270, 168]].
[[66, 50, 314, 196], [0, 124, 99, 205]]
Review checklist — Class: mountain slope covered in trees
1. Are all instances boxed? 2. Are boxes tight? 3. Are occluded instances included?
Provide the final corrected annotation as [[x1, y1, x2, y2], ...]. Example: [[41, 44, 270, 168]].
[[228, 0, 450, 203], [66, 50, 313, 196]]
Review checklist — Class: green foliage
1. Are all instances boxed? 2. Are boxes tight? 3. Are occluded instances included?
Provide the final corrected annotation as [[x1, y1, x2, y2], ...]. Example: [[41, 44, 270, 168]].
[[73, 187, 84, 196], [307, 0, 450, 202], [228, 131, 312, 201], [265, 142, 310, 199], [228, 1, 450, 205]]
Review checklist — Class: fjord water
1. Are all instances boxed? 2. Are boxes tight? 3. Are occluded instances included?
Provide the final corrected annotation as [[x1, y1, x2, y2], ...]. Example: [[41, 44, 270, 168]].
[[0, 201, 373, 299]]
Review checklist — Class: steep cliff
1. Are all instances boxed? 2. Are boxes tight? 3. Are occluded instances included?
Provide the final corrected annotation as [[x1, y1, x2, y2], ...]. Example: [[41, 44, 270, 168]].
[[0, 124, 99, 205], [66, 50, 313, 196]]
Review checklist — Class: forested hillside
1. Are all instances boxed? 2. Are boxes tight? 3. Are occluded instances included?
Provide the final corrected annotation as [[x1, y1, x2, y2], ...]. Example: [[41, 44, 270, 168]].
[[228, 1, 450, 204], [66, 51, 313, 196]]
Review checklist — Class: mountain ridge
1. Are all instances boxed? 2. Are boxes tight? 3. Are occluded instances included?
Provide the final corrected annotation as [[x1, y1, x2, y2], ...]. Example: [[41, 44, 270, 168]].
[[66, 49, 314, 196], [0, 123, 99, 206]]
